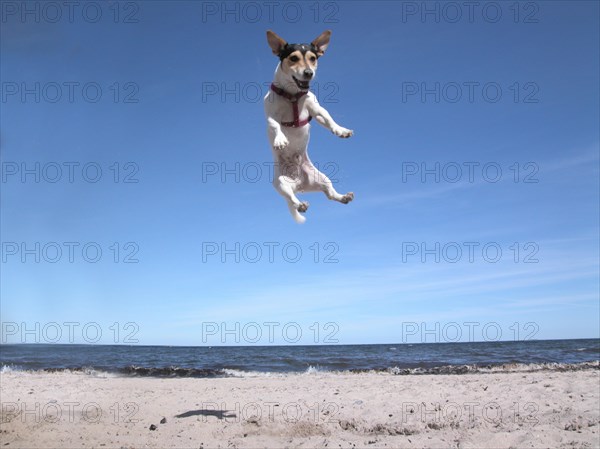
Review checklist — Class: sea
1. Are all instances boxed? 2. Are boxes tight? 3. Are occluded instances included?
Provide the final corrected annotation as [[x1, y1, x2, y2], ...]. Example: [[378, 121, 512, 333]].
[[1, 339, 598, 377]]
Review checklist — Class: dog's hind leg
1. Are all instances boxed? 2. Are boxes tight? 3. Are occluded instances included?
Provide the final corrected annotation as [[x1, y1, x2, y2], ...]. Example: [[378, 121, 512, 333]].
[[274, 176, 309, 223], [305, 164, 354, 205], [322, 179, 354, 204]]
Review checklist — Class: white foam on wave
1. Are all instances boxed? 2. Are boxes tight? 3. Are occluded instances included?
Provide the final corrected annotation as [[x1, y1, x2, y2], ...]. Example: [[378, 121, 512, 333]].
[[221, 368, 286, 378], [220, 366, 330, 378], [1, 364, 21, 373], [305, 365, 328, 374], [82, 368, 119, 378], [0, 365, 119, 378]]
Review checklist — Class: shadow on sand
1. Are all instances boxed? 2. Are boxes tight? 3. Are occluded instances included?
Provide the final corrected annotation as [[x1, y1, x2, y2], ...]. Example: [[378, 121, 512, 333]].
[[175, 409, 237, 420]]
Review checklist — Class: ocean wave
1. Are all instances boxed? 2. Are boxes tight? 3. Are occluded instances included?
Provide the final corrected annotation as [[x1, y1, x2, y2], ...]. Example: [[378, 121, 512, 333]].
[[119, 365, 229, 378], [575, 347, 600, 353], [1, 360, 597, 378], [382, 360, 600, 375]]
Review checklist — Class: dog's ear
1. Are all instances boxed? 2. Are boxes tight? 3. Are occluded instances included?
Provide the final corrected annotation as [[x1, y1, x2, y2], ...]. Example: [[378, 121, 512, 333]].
[[266, 30, 287, 56], [311, 30, 331, 57]]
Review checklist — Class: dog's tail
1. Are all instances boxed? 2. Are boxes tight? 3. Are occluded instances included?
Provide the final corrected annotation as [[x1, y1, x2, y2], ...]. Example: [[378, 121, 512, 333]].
[[288, 203, 306, 224]]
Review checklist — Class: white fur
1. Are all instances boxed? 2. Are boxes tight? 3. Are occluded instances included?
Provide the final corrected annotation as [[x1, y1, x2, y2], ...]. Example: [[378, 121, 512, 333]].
[[264, 60, 354, 223]]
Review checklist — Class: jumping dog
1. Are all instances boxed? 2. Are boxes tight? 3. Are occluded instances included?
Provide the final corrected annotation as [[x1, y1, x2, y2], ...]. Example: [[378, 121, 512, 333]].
[[264, 30, 354, 223]]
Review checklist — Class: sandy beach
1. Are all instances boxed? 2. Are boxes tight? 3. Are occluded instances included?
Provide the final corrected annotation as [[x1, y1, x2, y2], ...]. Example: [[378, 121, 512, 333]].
[[1, 366, 598, 448]]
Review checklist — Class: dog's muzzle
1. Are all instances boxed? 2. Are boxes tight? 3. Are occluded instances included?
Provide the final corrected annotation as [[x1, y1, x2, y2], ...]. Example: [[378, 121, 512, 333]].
[[292, 76, 310, 90]]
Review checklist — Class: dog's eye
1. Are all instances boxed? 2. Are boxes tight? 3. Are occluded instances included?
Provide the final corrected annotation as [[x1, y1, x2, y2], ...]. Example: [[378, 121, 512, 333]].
[[289, 55, 299, 62], [310, 56, 317, 62]]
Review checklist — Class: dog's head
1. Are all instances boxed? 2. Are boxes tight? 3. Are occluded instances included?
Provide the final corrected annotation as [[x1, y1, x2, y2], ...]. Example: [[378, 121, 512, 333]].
[[267, 30, 331, 91]]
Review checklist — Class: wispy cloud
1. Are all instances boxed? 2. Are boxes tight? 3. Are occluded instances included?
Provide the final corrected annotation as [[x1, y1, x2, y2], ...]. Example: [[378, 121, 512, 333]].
[[364, 181, 475, 206], [542, 145, 600, 173]]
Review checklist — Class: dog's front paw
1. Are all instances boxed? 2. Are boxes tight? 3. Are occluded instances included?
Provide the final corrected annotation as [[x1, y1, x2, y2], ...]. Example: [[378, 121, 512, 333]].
[[273, 134, 289, 150], [332, 126, 353, 138]]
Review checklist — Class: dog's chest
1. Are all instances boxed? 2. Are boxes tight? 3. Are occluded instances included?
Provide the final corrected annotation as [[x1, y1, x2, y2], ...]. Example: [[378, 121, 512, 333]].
[[266, 93, 311, 127]]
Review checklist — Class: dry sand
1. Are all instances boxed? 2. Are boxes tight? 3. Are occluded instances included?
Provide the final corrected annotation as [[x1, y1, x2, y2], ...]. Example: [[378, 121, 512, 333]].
[[1, 367, 599, 448]]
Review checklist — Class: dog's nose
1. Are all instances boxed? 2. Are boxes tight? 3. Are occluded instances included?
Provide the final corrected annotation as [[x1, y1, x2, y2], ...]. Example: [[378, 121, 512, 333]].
[[303, 69, 314, 79]]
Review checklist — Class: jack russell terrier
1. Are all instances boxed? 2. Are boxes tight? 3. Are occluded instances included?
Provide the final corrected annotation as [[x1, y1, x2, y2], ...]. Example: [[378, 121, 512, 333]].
[[264, 30, 354, 223]]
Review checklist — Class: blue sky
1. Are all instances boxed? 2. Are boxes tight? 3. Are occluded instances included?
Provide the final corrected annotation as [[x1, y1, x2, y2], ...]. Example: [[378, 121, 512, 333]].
[[1, 1, 598, 346]]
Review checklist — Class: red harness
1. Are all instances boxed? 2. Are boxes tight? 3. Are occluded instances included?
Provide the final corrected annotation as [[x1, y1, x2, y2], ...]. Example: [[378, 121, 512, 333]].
[[270, 83, 312, 128]]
